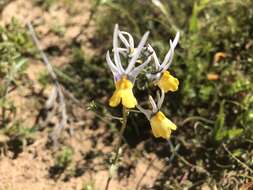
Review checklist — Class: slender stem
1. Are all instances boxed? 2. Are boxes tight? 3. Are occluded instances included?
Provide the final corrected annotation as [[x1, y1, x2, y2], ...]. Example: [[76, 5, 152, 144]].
[[1, 79, 11, 128], [181, 116, 214, 125], [105, 106, 128, 190], [223, 143, 253, 174], [1, 100, 6, 127]]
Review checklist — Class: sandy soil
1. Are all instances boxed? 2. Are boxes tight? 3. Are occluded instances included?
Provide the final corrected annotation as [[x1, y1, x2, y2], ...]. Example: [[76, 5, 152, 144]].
[[0, 1, 166, 190]]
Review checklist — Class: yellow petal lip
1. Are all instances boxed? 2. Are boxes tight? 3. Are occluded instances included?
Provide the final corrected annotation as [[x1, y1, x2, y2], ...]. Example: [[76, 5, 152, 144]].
[[109, 76, 137, 108], [158, 71, 179, 93], [150, 111, 177, 139]]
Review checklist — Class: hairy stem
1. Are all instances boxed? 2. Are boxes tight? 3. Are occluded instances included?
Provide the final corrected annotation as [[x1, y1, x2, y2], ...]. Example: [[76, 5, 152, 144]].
[[105, 106, 128, 190]]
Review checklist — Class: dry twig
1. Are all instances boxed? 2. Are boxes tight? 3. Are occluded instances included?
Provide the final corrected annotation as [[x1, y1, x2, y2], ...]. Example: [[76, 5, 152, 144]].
[[27, 22, 68, 143], [223, 143, 253, 174]]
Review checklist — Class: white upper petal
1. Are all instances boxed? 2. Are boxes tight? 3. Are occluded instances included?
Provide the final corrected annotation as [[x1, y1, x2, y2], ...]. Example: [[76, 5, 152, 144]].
[[149, 95, 158, 113], [106, 51, 121, 74], [137, 105, 152, 120], [113, 24, 125, 73], [130, 56, 151, 81], [148, 44, 161, 70], [120, 31, 134, 48], [161, 32, 180, 69], [125, 31, 150, 74], [118, 32, 131, 49], [157, 90, 165, 110]]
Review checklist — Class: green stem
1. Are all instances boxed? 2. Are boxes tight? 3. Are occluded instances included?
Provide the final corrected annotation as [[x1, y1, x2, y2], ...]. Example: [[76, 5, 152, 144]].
[[1, 80, 10, 128], [105, 106, 128, 190]]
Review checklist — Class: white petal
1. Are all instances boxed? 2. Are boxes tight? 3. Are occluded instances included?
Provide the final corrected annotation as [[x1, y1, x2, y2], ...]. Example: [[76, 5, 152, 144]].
[[147, 44, 161, 70], [118, 32, 131, 48], [118, 48, 128, 57], [120, 31, 135, 48], [173, 32, 180, 48], [149, 95, 158, 113], [117, 48, 128, 52], [161, 40, 174, 69], [146, 72, 161, 81], [137, 105, 152, 120], [113, 24, 125, 73], [106, 51, 120, 74], [161, 32, 180, 69], [125, 31, 150, 74], [162, 40, 176, 71], [157, 90, 165, 110], [130, 56, 151, 81]]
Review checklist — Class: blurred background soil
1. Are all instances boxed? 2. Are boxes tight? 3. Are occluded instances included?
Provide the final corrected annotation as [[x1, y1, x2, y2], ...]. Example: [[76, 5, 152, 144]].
[[0, 1, 164, 190], [0, 0, 253, 190]]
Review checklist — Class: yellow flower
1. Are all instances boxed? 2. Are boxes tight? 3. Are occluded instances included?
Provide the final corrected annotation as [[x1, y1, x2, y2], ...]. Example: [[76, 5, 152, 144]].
[[109, 76, 137, 108], [150, 111, 177, 139], [158, 71, 179, 93]]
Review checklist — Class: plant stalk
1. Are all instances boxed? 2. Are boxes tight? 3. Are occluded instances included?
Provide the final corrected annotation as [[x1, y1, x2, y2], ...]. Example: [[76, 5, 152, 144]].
[[105, 106, 128, 190]]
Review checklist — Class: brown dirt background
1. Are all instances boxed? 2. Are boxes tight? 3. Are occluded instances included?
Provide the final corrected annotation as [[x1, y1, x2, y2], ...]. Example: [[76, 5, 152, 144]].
[[0, 1, 166, 190]]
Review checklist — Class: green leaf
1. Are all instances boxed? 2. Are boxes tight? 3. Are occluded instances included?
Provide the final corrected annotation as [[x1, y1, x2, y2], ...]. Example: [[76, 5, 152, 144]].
[[214, 100, 226, 141], [215, 130, 227, 142], [232, 149, 243, 157], [228, 128, 244, 139], [199, 85, 213, 101], [189, 3, 199, 33]]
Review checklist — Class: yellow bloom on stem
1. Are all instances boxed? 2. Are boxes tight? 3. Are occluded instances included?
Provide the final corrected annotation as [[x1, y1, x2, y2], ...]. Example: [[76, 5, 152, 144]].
[[150, 111, 177, 139], [106, 25, 150, 109], [109, 76, 137, 108], [158, 71, 179, 93]]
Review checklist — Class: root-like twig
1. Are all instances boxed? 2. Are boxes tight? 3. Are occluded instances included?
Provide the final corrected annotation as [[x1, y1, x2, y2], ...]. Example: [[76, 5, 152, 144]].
[[27, 22, 68, 144]]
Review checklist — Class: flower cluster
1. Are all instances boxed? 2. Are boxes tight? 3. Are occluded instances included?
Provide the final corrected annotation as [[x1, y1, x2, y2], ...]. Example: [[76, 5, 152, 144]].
[[106, 24, 180, 139]]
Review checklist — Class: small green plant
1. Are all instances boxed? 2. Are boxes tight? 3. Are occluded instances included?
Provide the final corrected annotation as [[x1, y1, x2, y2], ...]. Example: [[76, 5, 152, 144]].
[[0, 19, 31, 123], [103, 24, 180, 189], [0, 19, 33, 151], [56, 146, 74, 168], [49, 146, 75, 180], [82, 181, 96, 190], [33, 0, 73, 10], [94, 0, 253, 188]]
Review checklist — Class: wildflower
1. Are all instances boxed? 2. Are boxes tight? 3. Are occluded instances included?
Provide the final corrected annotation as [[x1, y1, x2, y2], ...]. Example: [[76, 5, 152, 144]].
[[137, 90, 177, 139], [109, 75, 137, 108], [147, 32, 180, 93], [157, 70, 179, 92], [117, 29, 151, 64], [106, 24, 151, 108]]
